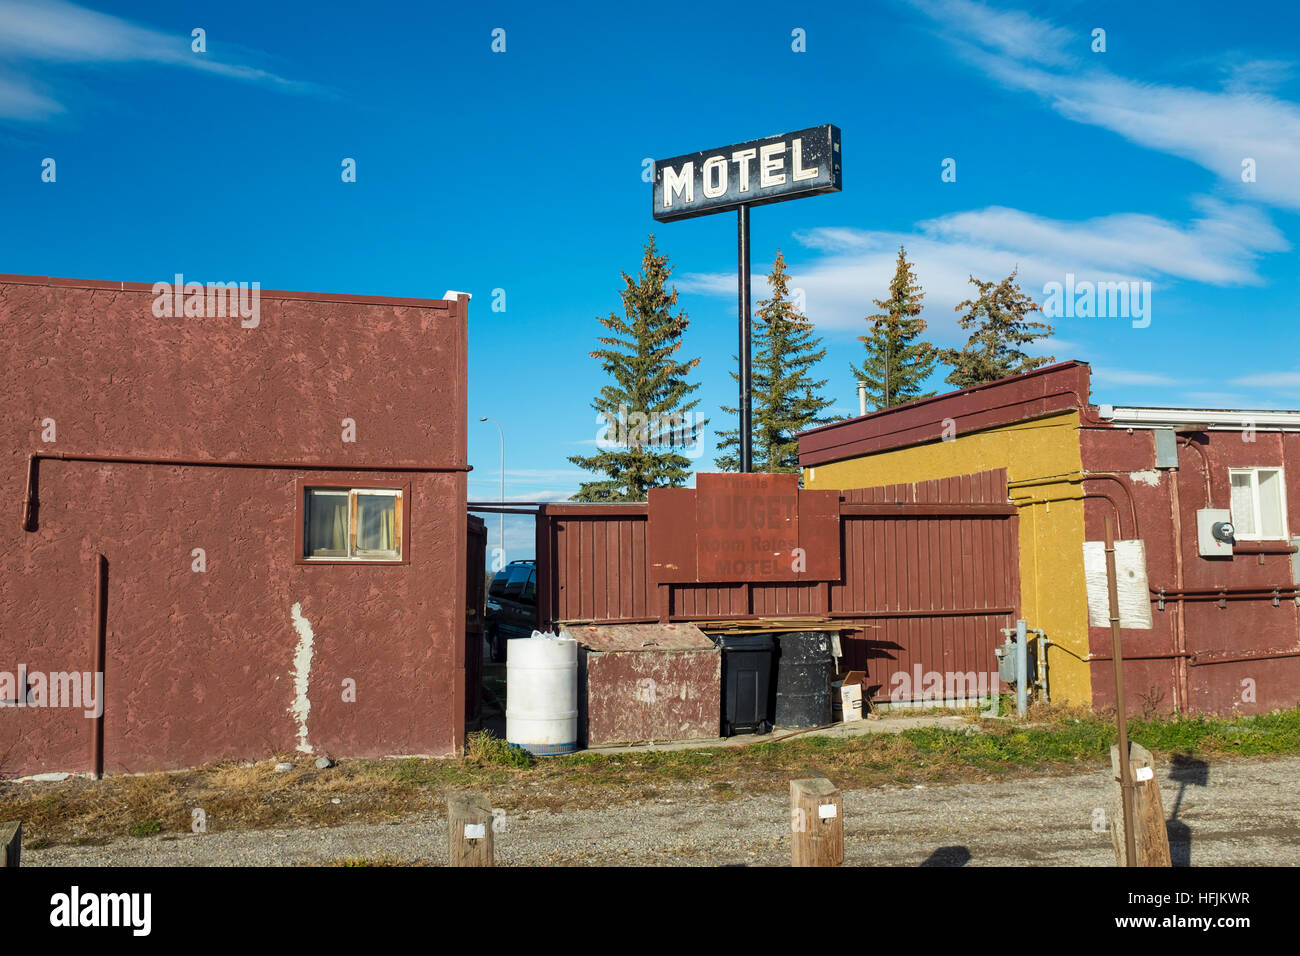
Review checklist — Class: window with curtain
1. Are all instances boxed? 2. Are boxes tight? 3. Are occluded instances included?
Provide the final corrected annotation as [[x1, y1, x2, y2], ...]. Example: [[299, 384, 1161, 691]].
[[1228, 468, 1288, 541], [304, 487, 403, 560]]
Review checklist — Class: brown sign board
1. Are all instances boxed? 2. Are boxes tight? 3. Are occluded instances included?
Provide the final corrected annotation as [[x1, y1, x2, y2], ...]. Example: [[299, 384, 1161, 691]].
[[647, 487, 698, 581], [648, 474, 841, 583], [697, 472, 799, 580]]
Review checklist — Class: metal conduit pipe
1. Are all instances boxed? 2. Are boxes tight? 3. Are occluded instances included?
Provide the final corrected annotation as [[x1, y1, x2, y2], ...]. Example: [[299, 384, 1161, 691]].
[[1016, 619, 1028, 717], [1006, 472, 1082, 487], [1028, 627, 1049, 705], [1008, 472, 1138, 538], [1190, 649, 1300, 666], [91, 552, 107, 780], [1151, 585, 1299, 599], [1008, 471, 1141, 537], [1011, 491, 1130, 540], [1168, 464, 1188, 714], [1080, 473, 1141, 539], [1179, 436, 1213, 507]]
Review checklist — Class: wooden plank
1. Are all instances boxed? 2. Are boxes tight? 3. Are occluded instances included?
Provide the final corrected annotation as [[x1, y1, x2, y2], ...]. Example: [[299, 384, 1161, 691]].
[[647, 487, 697, 583], [798, 488, 841, 580], [447, 793, 494, 867], [696, 473, 799, 582], [1, 820, 20, 867], [1083, 539, 1153, 629], [1109, 743, 1172, 867], [790, 778, 843, 866]]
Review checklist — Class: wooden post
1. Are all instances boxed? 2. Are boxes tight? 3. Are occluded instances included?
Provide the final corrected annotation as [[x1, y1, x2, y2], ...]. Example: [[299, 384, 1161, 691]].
[[790, 777, 843, 867], [1103, 516, 1138, 867], [1110, 742, 1171, 867], [1, 821, 20, 867], [447, 793, 494, 867]]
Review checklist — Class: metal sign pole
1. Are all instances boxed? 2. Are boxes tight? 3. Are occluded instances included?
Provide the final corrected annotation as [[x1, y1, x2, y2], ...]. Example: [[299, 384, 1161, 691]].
[[738, 204, 752, 473], [1105, 515, 1138, 866], [651, 126, 842, 476]]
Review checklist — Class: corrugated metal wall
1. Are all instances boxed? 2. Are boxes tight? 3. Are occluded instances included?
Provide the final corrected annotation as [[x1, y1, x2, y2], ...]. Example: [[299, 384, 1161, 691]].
[[537, 470, 1019, 702], [834, 471, 1018, 700]]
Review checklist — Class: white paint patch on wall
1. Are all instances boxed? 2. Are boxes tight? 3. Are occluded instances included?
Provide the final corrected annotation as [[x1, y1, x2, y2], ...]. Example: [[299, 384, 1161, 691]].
[[1129, 469, 1161, 487], [288, 602, 316, 754]]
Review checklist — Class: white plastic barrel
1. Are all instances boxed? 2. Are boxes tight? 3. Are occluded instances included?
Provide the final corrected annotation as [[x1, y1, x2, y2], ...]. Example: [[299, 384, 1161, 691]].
[[506, 632, 578, 755]]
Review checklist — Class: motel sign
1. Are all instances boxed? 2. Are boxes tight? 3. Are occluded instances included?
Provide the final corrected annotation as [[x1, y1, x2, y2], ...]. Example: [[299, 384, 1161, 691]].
[[651, 124, 842, 471]]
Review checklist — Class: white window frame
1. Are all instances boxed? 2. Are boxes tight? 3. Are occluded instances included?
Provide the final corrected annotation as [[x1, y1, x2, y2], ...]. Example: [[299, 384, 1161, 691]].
[[303, 486, 404, 562], [1228, 467, 1289, 541]]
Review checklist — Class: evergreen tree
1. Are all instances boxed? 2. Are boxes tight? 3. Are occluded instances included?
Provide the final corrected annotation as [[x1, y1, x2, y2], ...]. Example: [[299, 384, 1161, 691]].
[[938, 268, 1055, 389], [716, 251, 836, 473], [850, 246, 938, 410], [568, 236, 705, 502]]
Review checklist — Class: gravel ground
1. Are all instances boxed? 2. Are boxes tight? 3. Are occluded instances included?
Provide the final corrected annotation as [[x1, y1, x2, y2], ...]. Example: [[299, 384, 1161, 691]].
[[26, 755, 1300, 867]]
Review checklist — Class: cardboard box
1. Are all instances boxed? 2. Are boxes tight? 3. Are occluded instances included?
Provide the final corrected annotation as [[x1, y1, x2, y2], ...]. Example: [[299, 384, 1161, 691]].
[[832, 670, 866, 722]]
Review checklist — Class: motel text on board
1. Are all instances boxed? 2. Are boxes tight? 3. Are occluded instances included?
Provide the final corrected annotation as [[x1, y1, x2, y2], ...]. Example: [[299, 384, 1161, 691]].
[[652, 125, 842, 222]]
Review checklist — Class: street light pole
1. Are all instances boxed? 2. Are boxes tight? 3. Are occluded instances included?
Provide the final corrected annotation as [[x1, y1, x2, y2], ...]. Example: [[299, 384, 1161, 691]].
[[479, 416, 505, 566]]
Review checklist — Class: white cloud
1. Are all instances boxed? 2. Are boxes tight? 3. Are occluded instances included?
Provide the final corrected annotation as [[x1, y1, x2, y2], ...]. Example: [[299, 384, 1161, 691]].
[[0, 0, 312, 120], [910, 0, 1075, 67], [1221, 58, 1295, 96], [0, 68, 61, 119], [675, 272, 737, 296], [908, 0, 1300, 211], [916, 199, 1284, 285], [678, 200, 1284, 339]]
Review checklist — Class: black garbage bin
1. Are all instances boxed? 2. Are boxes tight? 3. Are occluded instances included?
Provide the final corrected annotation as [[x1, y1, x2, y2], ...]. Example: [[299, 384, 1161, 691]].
[[774, 631, 834, 728], [716, 634, 776, 736]]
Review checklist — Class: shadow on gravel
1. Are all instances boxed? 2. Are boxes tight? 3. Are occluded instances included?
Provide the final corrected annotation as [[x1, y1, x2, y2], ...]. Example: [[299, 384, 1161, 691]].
[[920, 845, 971, 867], [1167, 753, 1210, 868]]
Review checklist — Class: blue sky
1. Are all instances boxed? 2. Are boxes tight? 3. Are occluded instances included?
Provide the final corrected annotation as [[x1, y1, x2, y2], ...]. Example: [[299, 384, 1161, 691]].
[[3, 0, 1300, 561]]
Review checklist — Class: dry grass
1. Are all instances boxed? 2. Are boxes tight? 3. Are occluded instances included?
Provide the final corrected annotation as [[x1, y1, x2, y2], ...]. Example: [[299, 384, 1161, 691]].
[[5, 707, 1298, 850]]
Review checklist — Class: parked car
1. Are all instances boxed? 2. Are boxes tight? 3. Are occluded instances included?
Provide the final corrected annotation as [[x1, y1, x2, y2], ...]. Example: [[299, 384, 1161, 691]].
[[485, 559, 537, 663]]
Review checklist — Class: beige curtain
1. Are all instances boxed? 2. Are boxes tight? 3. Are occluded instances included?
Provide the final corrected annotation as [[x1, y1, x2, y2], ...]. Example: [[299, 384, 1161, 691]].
[[308, 492, 348, 554], [357, 495, 397, 552]]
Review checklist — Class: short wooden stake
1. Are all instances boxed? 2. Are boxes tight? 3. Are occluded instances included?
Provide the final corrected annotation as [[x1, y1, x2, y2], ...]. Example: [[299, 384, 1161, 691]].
[[447, 793, 494, 867], [1, 821, 20, 867], [790, 777, 843, 867], [1110, 742, 1171, 867]]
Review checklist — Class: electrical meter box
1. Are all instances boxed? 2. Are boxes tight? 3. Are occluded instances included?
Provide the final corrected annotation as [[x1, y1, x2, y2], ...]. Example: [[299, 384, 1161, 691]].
[[1197, 508, 1234, 557], [994, 639, 1037, 685]]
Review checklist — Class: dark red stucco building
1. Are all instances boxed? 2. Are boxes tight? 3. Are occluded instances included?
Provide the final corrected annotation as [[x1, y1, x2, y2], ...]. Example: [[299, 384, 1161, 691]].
[[2, 274, 477, 777]]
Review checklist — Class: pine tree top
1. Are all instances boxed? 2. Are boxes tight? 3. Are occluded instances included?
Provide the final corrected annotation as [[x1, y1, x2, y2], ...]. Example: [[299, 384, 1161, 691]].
[[939, 267, 1055, 390], [569, 235, 706, 501]]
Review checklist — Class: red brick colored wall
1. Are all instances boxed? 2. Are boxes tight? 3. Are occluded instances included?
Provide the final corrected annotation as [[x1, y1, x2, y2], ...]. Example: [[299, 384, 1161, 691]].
[[1, 276, 469, 775], [1081, 426, 1300, 715]]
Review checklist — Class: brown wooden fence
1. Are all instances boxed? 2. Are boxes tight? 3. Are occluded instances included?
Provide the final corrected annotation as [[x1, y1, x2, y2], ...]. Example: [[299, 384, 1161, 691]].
[[535, 470, 1019, 702]]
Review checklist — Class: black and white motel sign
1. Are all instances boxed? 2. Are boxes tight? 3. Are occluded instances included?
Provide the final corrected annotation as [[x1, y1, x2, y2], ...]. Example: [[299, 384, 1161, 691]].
[[650, 124, 842, 473], [652, 124, 841, 222]]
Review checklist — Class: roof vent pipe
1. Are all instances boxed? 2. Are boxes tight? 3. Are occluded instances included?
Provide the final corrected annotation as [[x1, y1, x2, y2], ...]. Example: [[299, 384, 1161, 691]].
[[857, 381, 867, 417]]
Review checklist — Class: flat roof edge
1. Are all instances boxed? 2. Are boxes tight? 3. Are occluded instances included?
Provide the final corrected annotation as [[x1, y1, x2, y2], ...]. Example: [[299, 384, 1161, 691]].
[[797, 360, 1090, 440], [0, 274, 454, 309], [1099, 405, 1300, 427], [798, 362, 1091, 467]]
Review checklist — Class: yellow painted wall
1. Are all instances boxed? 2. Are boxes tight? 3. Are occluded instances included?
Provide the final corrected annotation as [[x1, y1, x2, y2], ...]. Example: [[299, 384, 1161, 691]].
[[803, 411, 1092, 705]]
